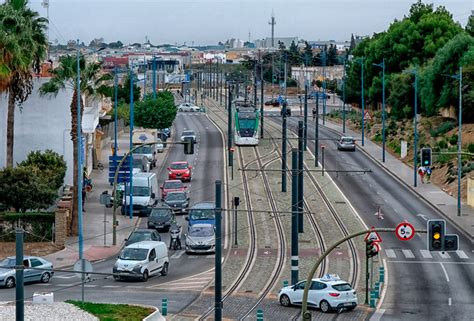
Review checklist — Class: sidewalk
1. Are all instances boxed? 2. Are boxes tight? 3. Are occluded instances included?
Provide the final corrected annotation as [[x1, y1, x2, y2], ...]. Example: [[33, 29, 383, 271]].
[[323, 119, 474, 243], [44, 132, 139, 268]]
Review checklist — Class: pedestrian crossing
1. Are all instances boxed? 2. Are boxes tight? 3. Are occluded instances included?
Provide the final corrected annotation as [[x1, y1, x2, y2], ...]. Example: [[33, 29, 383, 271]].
[[384, 249, 470, 260], [147, 269, 214, 291]]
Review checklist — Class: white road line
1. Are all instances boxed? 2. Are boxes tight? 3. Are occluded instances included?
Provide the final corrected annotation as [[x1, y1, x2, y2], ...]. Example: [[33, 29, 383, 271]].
[[402, 249, 415, 259], [206, 255, 215, 259], [456, 250, 469, 259], [84, 285, 97, 288], [170, 250, 186, 259], [387, 260, 474, 265], [420, 250, 433, 259], [125, 285, 143, 289], [439, 252, 451, 259], [385, 249, 396, 258], [439, 263, 450, 282], [55, 284, 73, 287], [165, 280, 210, 286], [152, 285, 204, 290], [102, 285, 121, 288], [54, 275, 76, 279], [370, 309, 386, 321], [448, 297, 452, 306]]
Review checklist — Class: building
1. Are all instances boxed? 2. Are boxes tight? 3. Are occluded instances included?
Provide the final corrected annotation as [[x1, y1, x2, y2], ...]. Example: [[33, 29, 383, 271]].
[[291, 66, 345, 87], [254, 37, 298, 49]]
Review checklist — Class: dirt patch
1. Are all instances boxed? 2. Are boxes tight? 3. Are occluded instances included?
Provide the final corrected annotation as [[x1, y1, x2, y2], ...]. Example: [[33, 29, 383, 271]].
[[0, 242, 62, 260]]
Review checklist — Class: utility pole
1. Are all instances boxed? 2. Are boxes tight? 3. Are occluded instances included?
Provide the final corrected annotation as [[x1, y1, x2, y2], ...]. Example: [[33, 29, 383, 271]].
[[342, 59, 346, 134], [303, 83, 308, 151], [15, 229, 24, 321], [457, 66, 463, 217], [322, 51, 327, 125], [269, 11, 276, 100], [297, 121, 304, 233], [260, 58, 264, 139], [228, 87, 233, 168], [291, 148, 299, 285], [214, 180, 222, 321], [281, 102, 287, 192], [315, 96, 319, 167], [254, 60, 257, 107]]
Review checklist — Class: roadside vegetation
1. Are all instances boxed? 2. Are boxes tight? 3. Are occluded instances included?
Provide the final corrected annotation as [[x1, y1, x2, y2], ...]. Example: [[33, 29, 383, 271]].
[[66, 301, 155, 321]]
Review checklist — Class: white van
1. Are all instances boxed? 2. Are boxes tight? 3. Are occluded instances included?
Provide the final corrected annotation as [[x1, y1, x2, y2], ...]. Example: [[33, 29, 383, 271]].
[[113, 241, 169, 281], [122, 172, 159, 216]]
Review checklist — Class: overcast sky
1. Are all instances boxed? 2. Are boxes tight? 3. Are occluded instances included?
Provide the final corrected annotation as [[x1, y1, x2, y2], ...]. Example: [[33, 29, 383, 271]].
[[27, 0, 472, 45]]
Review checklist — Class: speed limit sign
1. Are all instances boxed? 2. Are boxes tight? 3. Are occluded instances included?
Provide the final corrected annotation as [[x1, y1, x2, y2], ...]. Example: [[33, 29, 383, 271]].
[[395, 222, 415, 241]]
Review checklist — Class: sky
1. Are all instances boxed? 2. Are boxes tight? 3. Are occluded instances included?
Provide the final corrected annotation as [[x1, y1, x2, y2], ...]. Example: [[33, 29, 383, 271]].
[[26, 0, 473, 46]]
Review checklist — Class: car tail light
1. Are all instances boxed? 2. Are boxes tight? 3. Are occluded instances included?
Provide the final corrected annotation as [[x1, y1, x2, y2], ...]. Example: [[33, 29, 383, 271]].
[[328, 292, 340, 297]]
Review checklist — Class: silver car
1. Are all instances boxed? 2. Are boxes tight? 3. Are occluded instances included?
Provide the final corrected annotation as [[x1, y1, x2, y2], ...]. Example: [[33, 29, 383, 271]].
[[0, 256, 54, 288], [178, 103, 200, 112], [337, 136, 356, 151], [185, 224, 215, 254], [180, 130, 196, 143]]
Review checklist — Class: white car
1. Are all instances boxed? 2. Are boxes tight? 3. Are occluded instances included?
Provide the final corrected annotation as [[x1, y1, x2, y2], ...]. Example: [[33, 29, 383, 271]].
[[180, 130, 196, 143], [185, 223, 215, 254], [177, 103, 200, 112], [278, 274, 357, 313]]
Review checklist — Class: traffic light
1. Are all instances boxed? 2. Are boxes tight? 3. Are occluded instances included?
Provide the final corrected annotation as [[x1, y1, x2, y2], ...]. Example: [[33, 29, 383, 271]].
[[428, 219, 445, 251], [366, 240, 379, 258], [421, 148, 432, 167], [444, 234, 459, 251], [184, 138, 194, 155]]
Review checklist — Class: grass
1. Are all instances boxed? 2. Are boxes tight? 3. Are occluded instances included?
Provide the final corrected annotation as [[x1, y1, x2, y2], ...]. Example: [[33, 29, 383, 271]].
[[66, 300, 155, 321]]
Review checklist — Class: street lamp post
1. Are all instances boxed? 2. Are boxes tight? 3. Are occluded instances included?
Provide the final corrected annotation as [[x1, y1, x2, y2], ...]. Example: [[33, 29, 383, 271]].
[[373, 58, 386, 162], [355, 57, 365, 146], [76, 40, 83, 265], [128, 66, 135, 219], [322, 50, 326, 125], [404, 68, 418, 187]]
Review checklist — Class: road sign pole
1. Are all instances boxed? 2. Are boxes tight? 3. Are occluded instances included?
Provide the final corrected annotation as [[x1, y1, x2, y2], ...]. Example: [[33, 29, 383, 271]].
[[291, 148, 299, 285], [298, 121, 304, 233], [282, 102, 287, 193], [365, 249, 369, 304]]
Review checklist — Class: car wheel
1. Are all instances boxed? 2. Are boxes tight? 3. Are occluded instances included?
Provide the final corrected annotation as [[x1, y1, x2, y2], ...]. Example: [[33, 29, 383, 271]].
[[346, 306, 356, 311], [113, 275, 121, 281], [142, 270, 149, 282], [191, 109, 195, 112], [5, 277, 15, 289], [40, 272, 51, 283], [179, 108, 183, 112], [320, 300, 331, 313], [279, 294, 291, 307], [161, 262, 169, 276]]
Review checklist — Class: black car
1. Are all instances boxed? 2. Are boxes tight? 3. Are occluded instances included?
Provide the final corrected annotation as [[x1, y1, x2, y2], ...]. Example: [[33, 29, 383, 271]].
[[125, 229, 161, 246], [147, 207, 175, 231], [164, 191, 189, 214]]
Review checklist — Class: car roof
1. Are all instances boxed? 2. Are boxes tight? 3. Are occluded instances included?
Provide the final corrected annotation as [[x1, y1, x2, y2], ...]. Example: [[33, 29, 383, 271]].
[[341, 136, 354, 139], [164, 179, 183, 184], [133, 229, 156, 233], [6, 256, 39, 260], [182, 130, 195, 134], [125, 241, 163, 249], [171, 161, 188, 165], [190, 223, 214, 228], [191, 202, 215, 209], [167, 190, 186, 195]]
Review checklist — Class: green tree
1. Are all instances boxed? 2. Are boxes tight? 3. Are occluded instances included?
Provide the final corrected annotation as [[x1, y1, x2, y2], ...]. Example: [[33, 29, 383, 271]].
[[467, 14, 474, 37], [303, 41, 313, 66], [39, 55, 111, 235], [117, 73, 141, 104], [288, 40, 302, 66], [327, 44, 338, 66], [108, 40, 123, 49], [135, 91, 177, 129], [19, 150, 67, 190], [0, 166, 57, 212], [0, 0, 48, 167]]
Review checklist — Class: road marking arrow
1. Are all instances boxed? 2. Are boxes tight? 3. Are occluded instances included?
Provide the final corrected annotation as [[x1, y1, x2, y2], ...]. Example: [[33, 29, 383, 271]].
[[416, 213, 428, 221]]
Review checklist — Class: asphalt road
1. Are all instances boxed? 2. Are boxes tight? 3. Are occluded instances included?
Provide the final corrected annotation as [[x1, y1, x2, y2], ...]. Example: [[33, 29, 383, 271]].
[[0, 111, 224, 313], [269, 113, 474, 321]]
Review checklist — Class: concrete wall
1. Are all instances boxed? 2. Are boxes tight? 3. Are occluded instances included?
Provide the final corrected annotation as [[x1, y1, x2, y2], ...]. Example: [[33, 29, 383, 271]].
[[0, 78, 75, 185]]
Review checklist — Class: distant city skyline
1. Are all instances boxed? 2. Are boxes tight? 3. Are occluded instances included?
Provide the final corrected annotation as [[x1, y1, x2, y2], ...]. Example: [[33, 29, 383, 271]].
[[28, 0, 472, 46]]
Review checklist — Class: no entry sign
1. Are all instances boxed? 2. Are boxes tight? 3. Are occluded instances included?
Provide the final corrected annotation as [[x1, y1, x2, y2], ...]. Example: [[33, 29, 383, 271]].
[[395, 222, 416, 241]]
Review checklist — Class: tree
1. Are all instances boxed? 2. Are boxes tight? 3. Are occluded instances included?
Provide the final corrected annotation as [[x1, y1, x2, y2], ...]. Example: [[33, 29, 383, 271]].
[[39, 55, 111, 235], [288, 40, 301, 66], [0, 166, 57, 212], [0, 0, 48, 167], [349, 34, 356, 53], [108, 40, 123, 49], [303, 41, 313, 66], [327, 44, 338, 66], [466, 14, 474, 37], [117, 73, 141, 104], [135, 91, 177, 129], [19, 150, 67, 190]]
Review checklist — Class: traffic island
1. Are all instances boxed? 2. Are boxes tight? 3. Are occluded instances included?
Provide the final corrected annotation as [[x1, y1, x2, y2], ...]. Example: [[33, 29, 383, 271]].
[[66, 301, 158, 321]]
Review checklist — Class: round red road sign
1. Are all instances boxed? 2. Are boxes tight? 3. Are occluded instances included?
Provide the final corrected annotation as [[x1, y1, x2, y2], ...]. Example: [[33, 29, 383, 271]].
[[395, 222, 416, 241]]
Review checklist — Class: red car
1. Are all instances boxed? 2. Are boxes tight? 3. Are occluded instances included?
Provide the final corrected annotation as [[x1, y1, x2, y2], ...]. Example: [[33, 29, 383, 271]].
[[168, 161, 192, 182], [160, 180, 187, 200]]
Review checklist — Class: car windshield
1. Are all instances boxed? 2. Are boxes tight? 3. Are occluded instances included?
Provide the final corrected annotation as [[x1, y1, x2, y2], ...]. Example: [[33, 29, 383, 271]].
[[182, 131, 194, 136], [332, 283, 352, 291], [150, 209, 171, 219], [341, 138, 353, 143], [164, 181, 183, 189], [134, 146, 152, 154], [0, 258, 15, 268], [119, 248, 148, 261], [190, 208, 215, 221], [189, 226, 214, 237], [166, 193, 186, 201], [171, 163, 188, 169], [128, 232, 151, 243], [125, 186, 150, 196]]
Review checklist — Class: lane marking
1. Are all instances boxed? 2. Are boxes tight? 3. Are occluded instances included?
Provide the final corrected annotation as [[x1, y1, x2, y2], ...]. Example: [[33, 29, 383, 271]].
[[420, 250, 432, 259], [448, 297, 452, 306], [388, 260, 474, 265], [439, 252, 451, 259], [54, 275, 76, 279], [369, 309, 386, 321], [402, 249, 415, 259], [170, 250, 186, 259], [456, 250, 468, 259], [102, 285, 121, 288], [439, 263, 450, 282], [385, 249, 396, 258]]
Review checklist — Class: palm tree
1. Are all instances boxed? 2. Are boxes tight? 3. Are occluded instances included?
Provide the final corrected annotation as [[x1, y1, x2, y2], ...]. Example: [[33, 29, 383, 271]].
[[39, 55, 111, 235], [0, 0, 48, 167]]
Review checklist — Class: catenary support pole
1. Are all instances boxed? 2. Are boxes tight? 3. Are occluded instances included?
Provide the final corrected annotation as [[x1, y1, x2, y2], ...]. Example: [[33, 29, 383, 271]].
[[303, 83, 308, 151], [282, 102, 288, 192], [260, 60, 264, 139], [215, 180, 222, 321], [15, 229, 24, 321], [298, 121, 304, 233], [291, 149, 299, 284], [315, 97, 319, 167], [457, 66, 463, 216]]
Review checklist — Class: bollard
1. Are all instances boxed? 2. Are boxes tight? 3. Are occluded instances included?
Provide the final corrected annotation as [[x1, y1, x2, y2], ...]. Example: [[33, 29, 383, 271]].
[[370, 291, 377, 308], [374, 282, 380, 299], [161, 298, 168, 316], [379, 270, 385, 283], [283, 280, 289, 288], [256, 309, 264, 321]]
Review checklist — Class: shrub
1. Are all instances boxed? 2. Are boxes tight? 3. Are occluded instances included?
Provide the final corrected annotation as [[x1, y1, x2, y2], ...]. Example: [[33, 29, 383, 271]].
[[468, 143, 474, 153], [449, 134, 458, 146], [19, 150, 67, 190], [430, 121, 455, 137], [437, 140, 448, 149]]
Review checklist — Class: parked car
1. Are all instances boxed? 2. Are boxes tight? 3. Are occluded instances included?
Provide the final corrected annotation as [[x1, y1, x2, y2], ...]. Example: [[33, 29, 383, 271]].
[[113, 241, 169, 281], [278, 274, 357, 313], [163, 191, 189, 214], [337, 136, 356, 151], [168, 161, 192, 182], [125, 229, 161, 246], [265, 99, 280, 107], [178, 103, 200, 112], [180, 130, 196, 143], [147, 206, 175, 232], [185, 223, 216, 254], [160, 180, 187, 200], [0, 256, 53, 288]]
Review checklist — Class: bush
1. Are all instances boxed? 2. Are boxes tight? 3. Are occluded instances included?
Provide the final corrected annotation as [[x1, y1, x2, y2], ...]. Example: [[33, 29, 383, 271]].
[[437, 140, 448, 149], [468, 143, 474, 153], [449, 134, 458, 146], [430, 121, 455, 137], [19, 150, 67, 190]]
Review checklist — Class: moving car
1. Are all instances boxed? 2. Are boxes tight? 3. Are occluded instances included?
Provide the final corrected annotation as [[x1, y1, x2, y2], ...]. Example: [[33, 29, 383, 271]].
[[264, 98, 280, 107], [185, 223, 216, 254], [147, 206, 175, 232], [125, 229, 161, 246], [160, 180, 187, 200], [163, 191, 189, 214], [122, 172, 159, 216], [178, 103, 200, 112], [337, 136, 356, 151], [186, 202, 215, 226], [278, 274, 357, 313], [113, 241, 169, 281], [0, 256, 53, 288], [132, 155, 151, 173], [180, 130, 196, 143], [168, 161, 192, 182]]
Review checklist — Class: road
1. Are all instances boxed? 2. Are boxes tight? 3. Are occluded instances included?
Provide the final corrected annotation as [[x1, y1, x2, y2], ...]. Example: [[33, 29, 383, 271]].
[[269, 112, 474, 321], [0, 111, 224, 313]]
